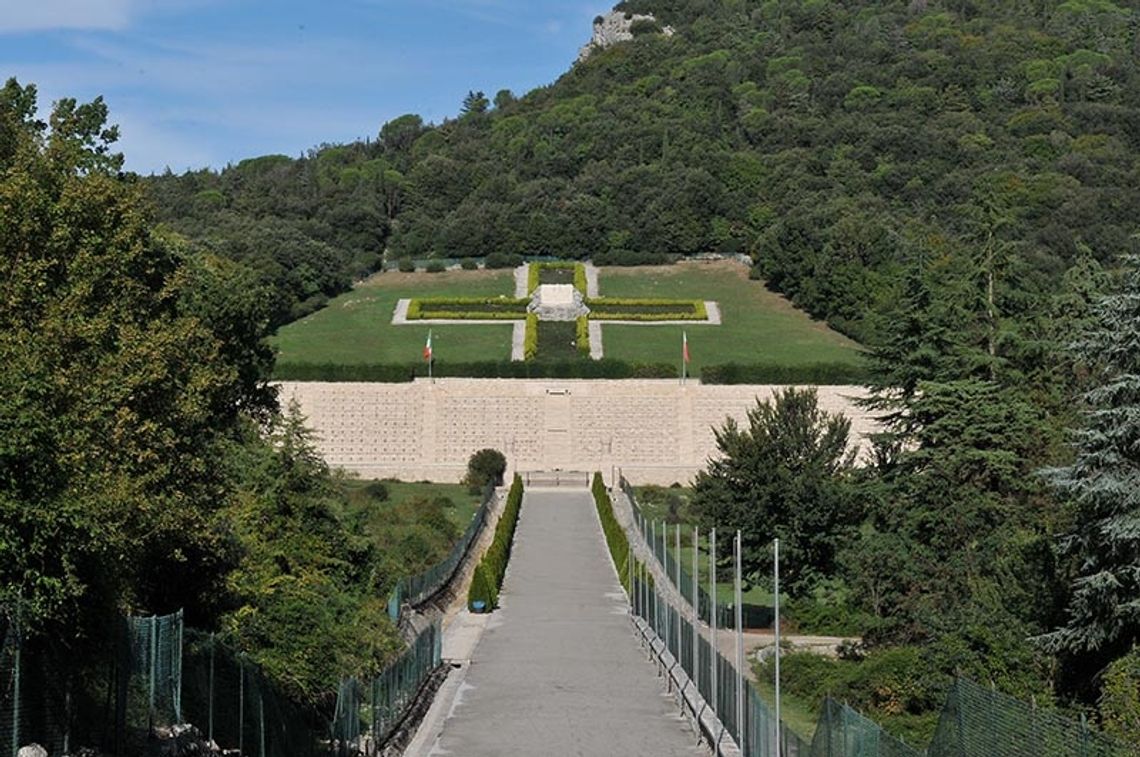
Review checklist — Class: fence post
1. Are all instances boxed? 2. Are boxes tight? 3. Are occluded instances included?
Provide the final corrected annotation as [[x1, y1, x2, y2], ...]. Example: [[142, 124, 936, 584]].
[[774, 537, 781, 757], [149, 614, 158, 726], [238, 655, 245, 756], [692, 526, 699, 685], [709, 528, 717, 723], [11, 625, 19, 757], [734, 530, 744, 752], [259, 695, 266, 757], [208, 634, 215, 743]]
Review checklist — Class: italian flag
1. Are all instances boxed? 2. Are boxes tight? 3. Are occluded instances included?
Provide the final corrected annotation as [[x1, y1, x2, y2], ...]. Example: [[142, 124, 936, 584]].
[[683, 330, 690, 364], [423, 330, 433, 362]]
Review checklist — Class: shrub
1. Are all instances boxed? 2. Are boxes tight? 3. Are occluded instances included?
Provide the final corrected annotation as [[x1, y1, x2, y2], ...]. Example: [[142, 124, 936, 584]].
[[574, 264, 588, 294], [585, 298, 708, 321], [397, 257, 415, 272], [467, 563, 496, 611], [465, 448, 507, 493], [405, 296, 529, 320], [524, 314, 539, 360], [576, 316, 590, 357], [527, 263, 540, 294], [425, 260, 446, 273], [459, 258, 479, 270], [592, 472, 632, 591], [485, 252, 523, 269], [363, 481, 389, 501], [467, 474, 524, 611]]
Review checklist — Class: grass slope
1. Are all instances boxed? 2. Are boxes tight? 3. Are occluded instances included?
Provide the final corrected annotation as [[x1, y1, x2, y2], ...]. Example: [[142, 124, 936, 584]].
[[272, 270, 515, 365], [599, 262, 863, 371]]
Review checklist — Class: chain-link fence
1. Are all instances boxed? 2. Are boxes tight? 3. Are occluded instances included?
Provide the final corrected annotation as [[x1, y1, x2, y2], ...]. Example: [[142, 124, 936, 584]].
[[329, 620, 442, 754], [809, 699, 922, 757], [928, 677, 1133, 756], [388, 484, 495, 621], [0, 609, 185, 757]]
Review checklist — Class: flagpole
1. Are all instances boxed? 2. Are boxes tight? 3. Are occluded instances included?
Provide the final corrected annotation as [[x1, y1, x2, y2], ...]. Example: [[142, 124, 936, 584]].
[[681, 330, 687, 386]]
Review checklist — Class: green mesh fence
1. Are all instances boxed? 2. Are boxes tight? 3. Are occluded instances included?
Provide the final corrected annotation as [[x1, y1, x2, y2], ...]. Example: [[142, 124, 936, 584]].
[[619, 478, 1134, 757], [0, 609, 185, 757], [125, 611, 183, 729], [329, 620, 442, 752], [809, 699, 922, 757], [928, 678, 1134, 757], [182, 630, 327, 757], [389, 484, 495, 621]]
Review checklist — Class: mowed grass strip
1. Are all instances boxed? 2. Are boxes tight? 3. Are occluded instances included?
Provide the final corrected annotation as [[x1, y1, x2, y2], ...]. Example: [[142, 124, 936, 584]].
[[272, 270, 516, 364], [598, 262, 864, 370]]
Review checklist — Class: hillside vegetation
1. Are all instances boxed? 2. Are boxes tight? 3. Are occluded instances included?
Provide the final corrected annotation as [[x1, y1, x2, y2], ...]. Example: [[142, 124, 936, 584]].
[[147, 0, 1140, 343]]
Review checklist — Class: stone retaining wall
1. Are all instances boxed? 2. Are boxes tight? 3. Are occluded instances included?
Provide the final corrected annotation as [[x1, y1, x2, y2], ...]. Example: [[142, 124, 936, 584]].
[[279, 379, 876, 485]]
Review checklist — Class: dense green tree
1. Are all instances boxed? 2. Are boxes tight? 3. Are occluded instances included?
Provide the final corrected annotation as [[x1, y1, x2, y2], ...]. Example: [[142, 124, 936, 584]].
[[690, 387, 858, 596], [0, 79, 273, 635], [1040, 257, 1140, 658]]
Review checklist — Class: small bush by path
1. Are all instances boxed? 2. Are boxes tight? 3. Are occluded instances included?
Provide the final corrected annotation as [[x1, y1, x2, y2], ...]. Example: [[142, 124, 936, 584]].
[[592, 473, 632, 592], [468, 474, 524, 611]]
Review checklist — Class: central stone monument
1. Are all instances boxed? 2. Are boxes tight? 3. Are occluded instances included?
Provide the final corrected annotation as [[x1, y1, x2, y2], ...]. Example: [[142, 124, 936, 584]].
[[528, 284, 590, 321]]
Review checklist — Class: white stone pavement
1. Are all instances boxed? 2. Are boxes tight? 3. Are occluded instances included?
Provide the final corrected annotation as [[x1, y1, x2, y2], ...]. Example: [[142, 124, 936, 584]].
[[423, 489, 706, 756]]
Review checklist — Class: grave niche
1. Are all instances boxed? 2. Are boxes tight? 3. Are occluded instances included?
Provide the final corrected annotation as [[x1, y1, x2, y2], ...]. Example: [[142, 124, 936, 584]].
[[527, 284, 590, 322]]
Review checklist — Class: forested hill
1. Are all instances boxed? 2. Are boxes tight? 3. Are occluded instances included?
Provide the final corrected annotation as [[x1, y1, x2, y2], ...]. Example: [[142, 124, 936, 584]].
[[147, 0, 1140, 338]]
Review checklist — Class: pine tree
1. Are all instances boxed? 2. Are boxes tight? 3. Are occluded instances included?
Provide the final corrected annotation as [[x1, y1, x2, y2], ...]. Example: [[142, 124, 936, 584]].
[[1040, 256, 1140, 655]]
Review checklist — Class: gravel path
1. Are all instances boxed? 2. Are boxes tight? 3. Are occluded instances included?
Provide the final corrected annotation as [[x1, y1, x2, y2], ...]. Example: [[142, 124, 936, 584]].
[[428, 489, 704, 756], [514, 265, 529, 297]]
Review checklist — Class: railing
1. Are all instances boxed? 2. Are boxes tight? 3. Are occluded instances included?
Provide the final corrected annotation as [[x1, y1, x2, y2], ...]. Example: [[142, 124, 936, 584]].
[[388, 483, 497, 620]]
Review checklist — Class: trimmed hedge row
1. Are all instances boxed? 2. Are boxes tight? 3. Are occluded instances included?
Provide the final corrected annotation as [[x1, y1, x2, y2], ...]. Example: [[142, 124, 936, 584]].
[[468, 474, 524, 611], [527, 261, 587, 294], [585, 298, 708, 321], [273, 360, 870, 384], [576, 316, 590, 357], [524, 313, 538, 360], [700, 361, 871, 385], [406, 296, 529, 320], [592, 473, 632, 592]]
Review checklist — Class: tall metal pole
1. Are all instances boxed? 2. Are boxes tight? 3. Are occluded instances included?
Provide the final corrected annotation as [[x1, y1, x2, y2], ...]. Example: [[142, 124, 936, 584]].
[[675, 524, 682, 659], [735, 531, 745, 750], [774, 537, 782, 757], [709, 528, 717, 719], [692, 526, 699, 683]]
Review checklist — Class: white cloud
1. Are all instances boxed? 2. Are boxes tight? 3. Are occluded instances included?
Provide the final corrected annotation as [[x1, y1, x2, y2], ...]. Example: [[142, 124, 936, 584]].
[[0, 0, 134, 33]]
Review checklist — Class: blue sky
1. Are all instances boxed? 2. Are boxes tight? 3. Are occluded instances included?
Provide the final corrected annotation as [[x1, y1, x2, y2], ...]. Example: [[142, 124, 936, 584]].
[[0, 0, 609, 174]]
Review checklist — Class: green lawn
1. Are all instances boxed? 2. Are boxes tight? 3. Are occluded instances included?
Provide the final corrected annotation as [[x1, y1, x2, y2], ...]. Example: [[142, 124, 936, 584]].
[[598, 262, 864, 370], [272, 269, 516, 364], [751, 670, 820, 742], [342, 479, 483, 531]]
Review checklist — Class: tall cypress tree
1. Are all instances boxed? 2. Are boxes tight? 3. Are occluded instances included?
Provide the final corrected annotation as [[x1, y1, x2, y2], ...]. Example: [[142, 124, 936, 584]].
[[1040, 257, 1140, 656]]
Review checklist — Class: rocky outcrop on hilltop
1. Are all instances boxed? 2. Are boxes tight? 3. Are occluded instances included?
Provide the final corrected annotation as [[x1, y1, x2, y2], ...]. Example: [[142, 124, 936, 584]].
[[577, 10, 673, 62]]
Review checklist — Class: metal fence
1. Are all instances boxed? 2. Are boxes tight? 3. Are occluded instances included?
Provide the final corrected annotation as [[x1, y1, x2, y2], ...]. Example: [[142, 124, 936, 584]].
[[1, 610, 184, 757], [619, 478, 1136, 757], [388, 484, 496, 620], [927, 677, 1133, 757], [329, 620, 442, 754], [625, 478, 775, 631]]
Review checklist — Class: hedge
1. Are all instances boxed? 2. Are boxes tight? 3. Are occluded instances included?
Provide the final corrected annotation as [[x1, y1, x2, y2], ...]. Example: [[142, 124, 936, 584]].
[[700, 361, 872, 385], [273, 360, 870, 384], [527, 261, 587, 294], [524, 313, 539, 360], [585, 298, 708, 321], [576, 316, 590, 357], [406, 296, 529, 320], [592, 472, 632, 592], [468, 474, 524, 611]]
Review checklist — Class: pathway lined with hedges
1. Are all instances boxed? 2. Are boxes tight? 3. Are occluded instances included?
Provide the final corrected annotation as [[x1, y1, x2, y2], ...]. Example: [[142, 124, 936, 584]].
[[428, 488, 703, 756]]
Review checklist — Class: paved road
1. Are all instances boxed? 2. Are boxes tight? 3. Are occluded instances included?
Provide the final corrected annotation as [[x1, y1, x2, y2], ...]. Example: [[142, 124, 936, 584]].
[[429, 488, 704, 756]]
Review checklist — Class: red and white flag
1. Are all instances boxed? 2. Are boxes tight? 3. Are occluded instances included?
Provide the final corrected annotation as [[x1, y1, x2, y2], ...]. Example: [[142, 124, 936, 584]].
[[683, 330, 690, 364], [423, 330, 433, 362]]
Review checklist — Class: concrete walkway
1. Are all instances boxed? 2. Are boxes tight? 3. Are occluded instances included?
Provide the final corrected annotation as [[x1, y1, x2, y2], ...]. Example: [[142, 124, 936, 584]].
[[427, 489, 704, 756]]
